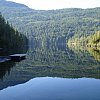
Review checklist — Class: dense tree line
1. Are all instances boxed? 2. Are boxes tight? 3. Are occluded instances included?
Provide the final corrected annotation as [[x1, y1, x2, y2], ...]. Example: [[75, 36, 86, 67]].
[[0, 13, 28, 49]]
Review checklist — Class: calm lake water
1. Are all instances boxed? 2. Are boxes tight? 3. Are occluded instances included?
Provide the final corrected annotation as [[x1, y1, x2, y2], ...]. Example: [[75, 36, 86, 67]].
[[0, 77, 100, 100], [0, 43, 100, 100]]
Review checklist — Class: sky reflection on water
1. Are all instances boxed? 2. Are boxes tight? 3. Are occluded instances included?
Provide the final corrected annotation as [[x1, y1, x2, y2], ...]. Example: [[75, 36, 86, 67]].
[[0, 77, 100, 100]]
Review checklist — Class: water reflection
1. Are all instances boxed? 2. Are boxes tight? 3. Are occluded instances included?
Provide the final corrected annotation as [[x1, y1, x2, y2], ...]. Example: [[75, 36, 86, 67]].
[[0, 41, 100, 91], [0, 32, 29, 90], [25, 44, 100, 78], [87, 48, 100, 62], [0, 61, 15, 80], [68, 44, 100, 62], [0, 77, 100, 100]]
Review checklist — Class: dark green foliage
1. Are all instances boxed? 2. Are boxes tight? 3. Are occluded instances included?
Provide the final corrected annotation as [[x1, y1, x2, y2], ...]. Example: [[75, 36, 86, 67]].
[[0, 13, 28, 49]]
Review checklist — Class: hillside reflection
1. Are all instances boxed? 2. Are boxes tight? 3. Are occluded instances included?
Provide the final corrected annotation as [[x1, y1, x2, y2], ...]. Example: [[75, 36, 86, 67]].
[[87, 48, 100, 62], [0, 41, 100, 90]]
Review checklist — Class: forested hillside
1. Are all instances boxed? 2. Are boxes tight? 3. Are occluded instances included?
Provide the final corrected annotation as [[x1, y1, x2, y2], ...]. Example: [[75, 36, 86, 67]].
[[0, 12, 28, 49], [0, 0, 100, 46]]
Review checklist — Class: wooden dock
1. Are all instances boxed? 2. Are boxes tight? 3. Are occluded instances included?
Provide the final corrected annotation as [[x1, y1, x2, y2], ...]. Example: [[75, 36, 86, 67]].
[[0, 54, 26, 63], [9, 54, 26, 61]]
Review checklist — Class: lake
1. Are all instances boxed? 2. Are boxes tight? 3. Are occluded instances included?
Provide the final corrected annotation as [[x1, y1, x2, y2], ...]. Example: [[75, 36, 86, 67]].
[[0, 43, 100, 100], [0, 77, 100, 100]]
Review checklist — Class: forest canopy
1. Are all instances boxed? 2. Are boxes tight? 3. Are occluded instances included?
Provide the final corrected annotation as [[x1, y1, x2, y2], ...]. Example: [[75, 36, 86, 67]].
[[0, 13, 28, 49]]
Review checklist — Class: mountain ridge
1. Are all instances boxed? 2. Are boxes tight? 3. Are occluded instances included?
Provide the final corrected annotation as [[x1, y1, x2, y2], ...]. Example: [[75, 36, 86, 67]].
[[0, 0, 28, 8], [0, 0, 100, 46]]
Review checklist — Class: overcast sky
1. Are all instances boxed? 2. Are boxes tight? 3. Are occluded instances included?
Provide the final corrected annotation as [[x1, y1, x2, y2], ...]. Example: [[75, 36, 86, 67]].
[[7, 0, 100, 10]]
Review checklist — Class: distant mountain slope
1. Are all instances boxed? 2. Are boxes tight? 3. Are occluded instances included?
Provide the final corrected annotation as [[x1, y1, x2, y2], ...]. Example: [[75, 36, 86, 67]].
[[0, 0, 100, 45], [0, 0, 28, 7]]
